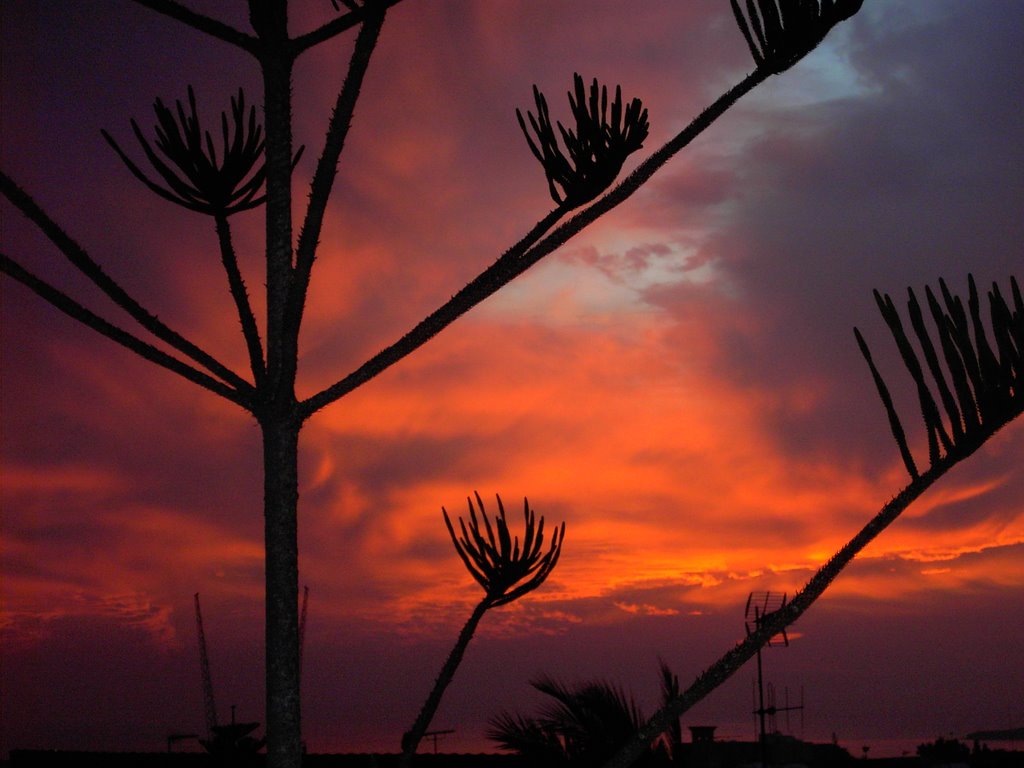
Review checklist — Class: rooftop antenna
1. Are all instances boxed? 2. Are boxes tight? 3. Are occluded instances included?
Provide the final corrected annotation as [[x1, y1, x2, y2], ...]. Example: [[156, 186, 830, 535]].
[[423, 729, 455, 754], [745, 591, 790, 768], [782, 685, 805, 736]]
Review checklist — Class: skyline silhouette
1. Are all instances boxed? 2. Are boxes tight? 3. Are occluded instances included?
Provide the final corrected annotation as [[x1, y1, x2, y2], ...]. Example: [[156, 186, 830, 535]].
[[2, 0, 1022, 761]]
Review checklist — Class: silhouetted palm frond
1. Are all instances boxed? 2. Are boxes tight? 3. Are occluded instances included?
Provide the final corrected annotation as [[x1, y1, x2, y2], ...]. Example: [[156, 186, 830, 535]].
[[655, 659, 682, 760], [444, 492, 564, 607], [102, 86, 284, 216], [518, 74, 649, 209], [856, 275, 1022, 479], [731, 0, 864, 74], [487, 711, 566, 766], [490, 675, 656, 767]]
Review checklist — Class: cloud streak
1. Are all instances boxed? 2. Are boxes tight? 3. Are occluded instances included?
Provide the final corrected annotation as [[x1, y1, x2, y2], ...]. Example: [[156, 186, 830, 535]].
[[2, 0, 1022, 759]]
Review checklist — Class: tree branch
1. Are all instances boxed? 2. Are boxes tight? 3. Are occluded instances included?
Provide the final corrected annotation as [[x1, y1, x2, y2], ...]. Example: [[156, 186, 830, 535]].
[[400, 599, 491, 767], [601, 445, 1005, 768], [130, 0, 259, 54], [288, 5, 387, 336], [299, 207, 565, 418], [300, 69, 768, 419], [0, 170, 256, 396], [215, 214, 266, 388], [601, 351, 1022, 768], [1, 252, 252, 409], [290, 0, 408, 57]]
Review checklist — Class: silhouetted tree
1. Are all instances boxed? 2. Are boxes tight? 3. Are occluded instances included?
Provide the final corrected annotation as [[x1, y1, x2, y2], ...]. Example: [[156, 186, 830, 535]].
[[401, 494, 564, 766], [600, 275, 1021, 768], [0, 2, 868, 767]]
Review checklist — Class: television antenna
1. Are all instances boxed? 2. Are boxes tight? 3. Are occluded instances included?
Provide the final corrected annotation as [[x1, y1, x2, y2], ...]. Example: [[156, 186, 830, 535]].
[[745, 591, 794, 768], [752, 683, 805, 737], [423, 729, 455, 754]]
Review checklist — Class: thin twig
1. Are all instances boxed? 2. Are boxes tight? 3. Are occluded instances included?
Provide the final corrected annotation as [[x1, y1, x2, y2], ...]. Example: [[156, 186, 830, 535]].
[[215, 214, 266, 388], [288, 5, 387, 332], [0, 170, 255, 396], [855, 327, 918, 478], [298, 207, 565, 418], [0, 252, 251, 408], [400, 599, 490, 768], [300, 69, 768, 419], [130, 0, 259, 54], [290, 0, 408, 56]]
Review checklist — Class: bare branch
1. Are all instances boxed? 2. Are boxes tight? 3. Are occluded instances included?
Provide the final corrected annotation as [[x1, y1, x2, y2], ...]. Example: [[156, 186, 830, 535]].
[[288, 5, 387, 333], [215, 214, 266, 387], [291, 0, 408, 56], [601, 274, 1023, 768], [1, 252, 252, 408], [130, 0, 259, 54], [299, 207, 565, 418], [0, 170, 255, 396], [300, 69, 768, 419], [602, 436, 1011, 768]]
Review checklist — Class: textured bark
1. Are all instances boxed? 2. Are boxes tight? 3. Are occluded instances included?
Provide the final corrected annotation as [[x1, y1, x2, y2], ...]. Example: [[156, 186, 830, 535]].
[[262, 414, 302, 768], [256, 4, 302, 766], [401, 600, 491, 768]]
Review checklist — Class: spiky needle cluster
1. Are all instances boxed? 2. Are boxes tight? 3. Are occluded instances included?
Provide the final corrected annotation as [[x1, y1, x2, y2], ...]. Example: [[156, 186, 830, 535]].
[[517, 73, 649, 209], [856, 275, 1022, 479], [731, 0, 864, 74], [102, 86, 269, 216], [444, 492, 564, 607]]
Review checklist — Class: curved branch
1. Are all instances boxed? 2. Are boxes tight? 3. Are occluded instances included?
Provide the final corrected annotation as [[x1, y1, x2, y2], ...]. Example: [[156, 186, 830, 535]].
[[130, 0, 259, 54], [400, 599, 491, 767], [299, 207, 565, 418], [290, 0, 408, 57], [0, 170, 255, 396], [601, 412, 1021, 768], [215, 214, 266, 387], [288, 5, 387, 335], [300, 69, 768, 419], [1, 252, 252, 409]]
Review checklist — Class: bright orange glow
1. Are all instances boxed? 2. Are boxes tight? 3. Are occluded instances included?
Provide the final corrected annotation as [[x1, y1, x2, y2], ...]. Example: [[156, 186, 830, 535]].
[[2, 1, 1023, 758]]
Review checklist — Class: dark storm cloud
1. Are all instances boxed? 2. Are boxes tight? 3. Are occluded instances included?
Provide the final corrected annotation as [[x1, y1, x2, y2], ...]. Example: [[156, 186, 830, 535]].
[[641, 2, 1024, 471]]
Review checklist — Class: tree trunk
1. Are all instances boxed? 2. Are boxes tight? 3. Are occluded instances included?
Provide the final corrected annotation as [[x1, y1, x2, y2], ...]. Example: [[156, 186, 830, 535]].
[[401, 599, 492, 767], [256, 4, 302, 763], [262, 414, 302, 768]]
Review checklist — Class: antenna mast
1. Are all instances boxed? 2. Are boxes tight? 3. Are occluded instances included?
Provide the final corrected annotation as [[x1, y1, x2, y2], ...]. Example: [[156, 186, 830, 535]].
[[194, 593, 218, 739], [745, 591, 790, 768]]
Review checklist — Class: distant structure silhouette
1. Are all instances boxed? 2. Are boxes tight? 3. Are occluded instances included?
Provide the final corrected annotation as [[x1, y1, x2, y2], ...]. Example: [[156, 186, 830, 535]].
[[193, 593, 266, 759], [401, 494, 564, 767], [9, 2, 1019, 768]]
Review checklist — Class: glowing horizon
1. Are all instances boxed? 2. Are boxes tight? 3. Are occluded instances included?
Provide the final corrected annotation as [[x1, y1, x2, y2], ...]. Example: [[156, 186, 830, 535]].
[[2, 0, 1023, 759]]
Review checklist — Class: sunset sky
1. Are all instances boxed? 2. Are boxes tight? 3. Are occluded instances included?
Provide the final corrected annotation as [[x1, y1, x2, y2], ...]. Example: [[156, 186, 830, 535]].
[[2, 0, 1022, 760]]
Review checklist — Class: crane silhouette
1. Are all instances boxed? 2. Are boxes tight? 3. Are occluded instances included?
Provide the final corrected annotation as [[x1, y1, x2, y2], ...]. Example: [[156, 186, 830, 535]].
[[193, 589, 309, 759]]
